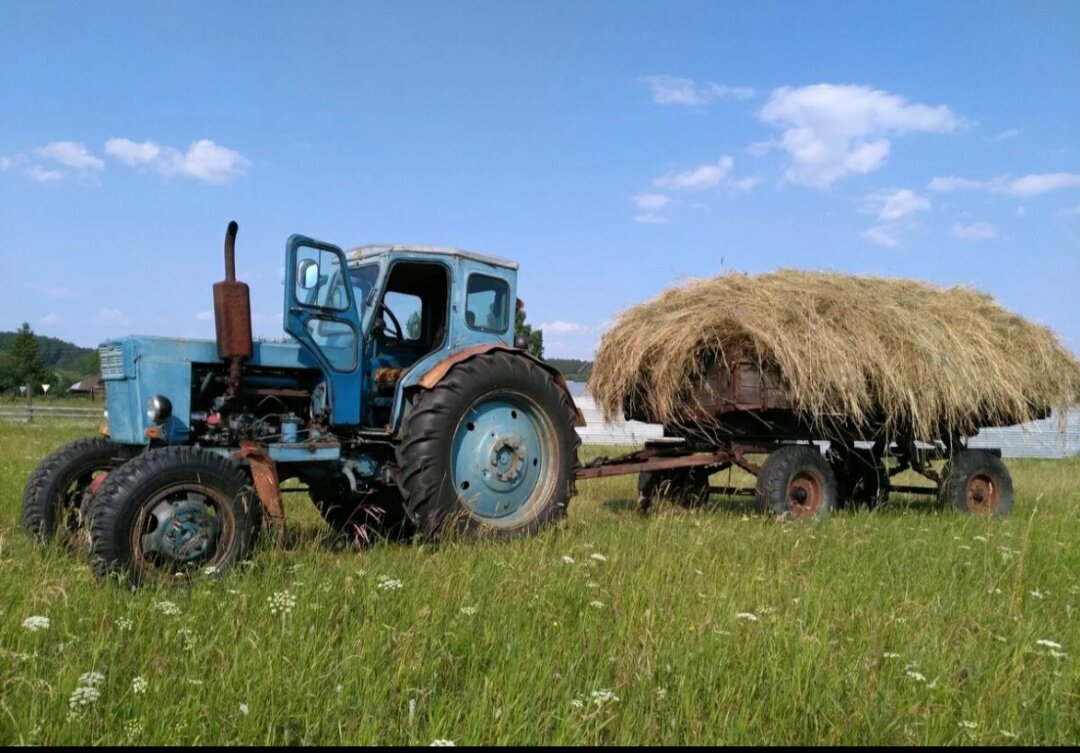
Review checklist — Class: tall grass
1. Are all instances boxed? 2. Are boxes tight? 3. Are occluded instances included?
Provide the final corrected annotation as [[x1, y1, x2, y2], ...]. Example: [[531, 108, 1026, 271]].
[[1, 421, 1077, 744]]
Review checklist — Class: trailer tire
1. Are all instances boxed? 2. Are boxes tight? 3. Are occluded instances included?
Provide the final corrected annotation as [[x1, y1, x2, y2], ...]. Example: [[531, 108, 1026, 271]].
[[89, 446, 260, 586], [21, 437, 139, 546], [939, 449, 1013, 517], [398, 351, 580, 540], [756, 445, 837, 520], [308, 478, 414, 546]]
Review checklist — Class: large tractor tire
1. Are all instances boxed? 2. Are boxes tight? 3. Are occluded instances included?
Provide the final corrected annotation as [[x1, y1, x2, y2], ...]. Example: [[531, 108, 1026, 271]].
[[89, 446, 261, 586], [939, 449, 1014, 517], [397, 351, 580, 540], [308, 476, 414, 546], [755, 444, 838, 520], [21, 437, 139, 546], [637, 467, 713, 513]]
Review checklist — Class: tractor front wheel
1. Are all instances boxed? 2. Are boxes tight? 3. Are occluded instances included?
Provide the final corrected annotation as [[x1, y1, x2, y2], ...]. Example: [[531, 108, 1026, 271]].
[[397, 352, 580, 540], [89, 446, 260, 586], [21, 437, 139, 546]]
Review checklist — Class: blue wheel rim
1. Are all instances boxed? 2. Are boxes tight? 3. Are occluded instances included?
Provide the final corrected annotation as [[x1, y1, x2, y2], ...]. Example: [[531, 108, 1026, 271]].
[[450, 392, 557, 527]]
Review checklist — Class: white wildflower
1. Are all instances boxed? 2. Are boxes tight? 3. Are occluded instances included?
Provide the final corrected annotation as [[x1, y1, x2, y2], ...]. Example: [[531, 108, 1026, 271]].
[[562, 556, 575, 564], [154, 601, 181, 616], [1000, 730, 1017, 739], [1048, 649, 1067, 659], [132, 677, 148, 695], [590, 689, 620, 706], [69, 685, 101, 710], [654, 687, 667, 701], [268, 590, 297, 615], [905, 670, 927, 683], [22, 616, 50, 632], [735, 612, 759, 622], [430, 740, 456, 747], [124, 719, 143, 738], [589, 601, 604, 609], [79, 671, 105, 688], [460, 606, 478, 616], [586, 581, 600, 589], [958, 720, 978, 730], [1030, 588, 1045, 599], [239, 703, 249, 715], [570, 698, 585, 709], [1036, 639, 1063, 650], [882, 652, 900, 659], [376, 577, 403, 591], [589, 553, 607, 563], [115, 617, 133, 631], [973, 535, 988, 543]]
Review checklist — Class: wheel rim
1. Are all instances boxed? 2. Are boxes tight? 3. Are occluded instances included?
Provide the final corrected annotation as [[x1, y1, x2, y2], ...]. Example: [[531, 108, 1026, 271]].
[[965, 473, 999, 514], [130, 482, 237, 577], [450, 392, 558, 528], [787, 471, 824, 519]]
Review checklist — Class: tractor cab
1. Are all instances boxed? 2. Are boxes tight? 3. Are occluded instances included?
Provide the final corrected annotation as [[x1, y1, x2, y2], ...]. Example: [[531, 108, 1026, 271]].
[[284, 237, 520, 430]]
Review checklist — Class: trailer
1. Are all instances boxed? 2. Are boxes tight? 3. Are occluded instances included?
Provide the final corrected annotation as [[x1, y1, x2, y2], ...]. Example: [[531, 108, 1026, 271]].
[[575, 358, 1015, 519]]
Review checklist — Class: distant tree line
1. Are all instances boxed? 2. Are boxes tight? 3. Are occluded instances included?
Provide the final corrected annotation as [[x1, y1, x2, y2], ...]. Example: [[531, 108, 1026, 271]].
[[544, 358, 592, 382], [0, 323, 99, 396]]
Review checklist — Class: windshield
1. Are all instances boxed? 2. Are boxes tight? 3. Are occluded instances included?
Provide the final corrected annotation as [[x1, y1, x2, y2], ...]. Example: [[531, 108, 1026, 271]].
[[348, 263, 380, 309]]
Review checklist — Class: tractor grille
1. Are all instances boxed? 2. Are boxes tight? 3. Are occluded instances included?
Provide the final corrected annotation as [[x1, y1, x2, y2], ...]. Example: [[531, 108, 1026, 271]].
[[100, 344, 128, 380]]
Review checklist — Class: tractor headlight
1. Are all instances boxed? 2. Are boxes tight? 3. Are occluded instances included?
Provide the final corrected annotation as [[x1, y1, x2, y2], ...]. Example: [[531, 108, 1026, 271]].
[[146, 395, 173, 424]]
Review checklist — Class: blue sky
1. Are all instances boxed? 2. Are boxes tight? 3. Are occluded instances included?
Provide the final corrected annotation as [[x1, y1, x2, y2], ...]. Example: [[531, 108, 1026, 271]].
[[2, 0, 1078, 359]]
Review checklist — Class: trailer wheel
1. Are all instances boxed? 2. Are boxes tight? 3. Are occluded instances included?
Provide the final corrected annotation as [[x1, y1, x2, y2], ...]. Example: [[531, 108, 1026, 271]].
[[637, 468, 712, 512], [21, 437, 139, 546], [308, 477, 414, 546], [398, 351, 580, 540], [827, 445, 888, 508], [939, 449, 1013, 517], [89, 446, 260, 586], [756, 445, 838, 520]]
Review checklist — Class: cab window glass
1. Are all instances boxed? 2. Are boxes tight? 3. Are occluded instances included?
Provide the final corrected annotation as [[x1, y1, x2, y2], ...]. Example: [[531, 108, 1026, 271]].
[[465, 274, 509, 333]]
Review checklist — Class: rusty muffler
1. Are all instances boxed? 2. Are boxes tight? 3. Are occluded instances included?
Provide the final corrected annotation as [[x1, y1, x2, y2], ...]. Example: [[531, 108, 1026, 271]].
[[213, 220, 253, 400]]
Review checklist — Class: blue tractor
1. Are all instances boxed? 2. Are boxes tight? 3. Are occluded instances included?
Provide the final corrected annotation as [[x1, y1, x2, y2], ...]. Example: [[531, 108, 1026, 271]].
[[22, 222, 581, 585]]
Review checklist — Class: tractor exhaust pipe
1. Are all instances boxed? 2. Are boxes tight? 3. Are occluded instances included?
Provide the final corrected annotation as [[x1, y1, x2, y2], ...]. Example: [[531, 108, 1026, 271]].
[[213, 220, 253, 401]]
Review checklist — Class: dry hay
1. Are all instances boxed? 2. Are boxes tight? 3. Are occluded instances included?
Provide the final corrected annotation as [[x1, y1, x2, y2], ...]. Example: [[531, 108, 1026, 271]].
[[589, 270, 1080, 439]]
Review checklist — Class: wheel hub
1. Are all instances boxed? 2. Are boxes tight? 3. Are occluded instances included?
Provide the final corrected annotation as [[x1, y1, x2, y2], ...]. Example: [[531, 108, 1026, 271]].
[[489, 436, 526, 482], [966, 474, 999, 514], [787, 472, 823, 519], [142, 496, 221, 563]]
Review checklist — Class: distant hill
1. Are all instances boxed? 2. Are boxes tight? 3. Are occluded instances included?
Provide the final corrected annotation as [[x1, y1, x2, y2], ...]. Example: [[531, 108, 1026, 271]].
[[546, 358, 592, 383], [0, 331, 98, 374]]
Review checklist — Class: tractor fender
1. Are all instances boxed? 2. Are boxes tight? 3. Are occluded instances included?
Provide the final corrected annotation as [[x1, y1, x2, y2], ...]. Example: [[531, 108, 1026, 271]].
[[417, 344, 586, 427]]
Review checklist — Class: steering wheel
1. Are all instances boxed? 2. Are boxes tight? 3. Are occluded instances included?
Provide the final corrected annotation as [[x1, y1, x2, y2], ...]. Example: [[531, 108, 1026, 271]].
[[377, 301, 405, 343]]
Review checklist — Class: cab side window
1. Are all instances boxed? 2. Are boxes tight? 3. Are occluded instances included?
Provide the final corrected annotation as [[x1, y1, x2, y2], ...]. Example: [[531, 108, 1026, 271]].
[[465, 274, 509, 333]]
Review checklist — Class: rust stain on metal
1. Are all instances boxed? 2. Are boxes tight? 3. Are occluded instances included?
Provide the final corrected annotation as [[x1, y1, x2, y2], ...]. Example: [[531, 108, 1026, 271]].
[[577, 450, 733, 480], [233, 441, 286, 542], [374, 366, 406, 392], [214, 221, 252, 401]]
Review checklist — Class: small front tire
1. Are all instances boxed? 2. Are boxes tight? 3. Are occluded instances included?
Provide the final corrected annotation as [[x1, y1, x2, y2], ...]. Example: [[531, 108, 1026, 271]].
[[939, 449, 1013, 517], [755, 445, 838, 520]]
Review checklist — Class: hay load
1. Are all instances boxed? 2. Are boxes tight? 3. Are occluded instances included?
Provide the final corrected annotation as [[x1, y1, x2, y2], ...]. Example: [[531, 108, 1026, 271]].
[[589, 270, 1080, 439]]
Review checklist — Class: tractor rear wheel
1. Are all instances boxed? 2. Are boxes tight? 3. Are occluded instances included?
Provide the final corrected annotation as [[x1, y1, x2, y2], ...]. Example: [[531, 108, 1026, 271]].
[[308, 477, 414, 546], [397, 351, 580, 540], [756, 445, 838, 520], [21, 437, 139, 546], [89, 446, 260, 586], [939, 449, 1013, 517]]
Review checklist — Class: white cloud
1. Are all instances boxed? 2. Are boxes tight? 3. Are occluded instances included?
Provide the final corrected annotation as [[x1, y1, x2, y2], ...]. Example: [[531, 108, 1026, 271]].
[[866, 188, 931, 221], [195, 310, 213, 322], [631, 193, 671, 224], [105, 137, 250, 184], [640, 76, 754, 107], [731, 176, 763, 192], [36, 141, 104, 171], [759, 84, 965, 187], [24, 165, 63, 183], [40, 313, 59, 325], [991, 128, 1020, 142], [95, 307, 129, 326], [0, 156, 12, 171], [862, 224, 902, 248], [1017, 206, 1027, 217], [539, 321, 583, 333], [951, 222, 997, 241], [746, 141, 774, 157], [654, 157, 734, 190], [928, 172, 1080, 197]]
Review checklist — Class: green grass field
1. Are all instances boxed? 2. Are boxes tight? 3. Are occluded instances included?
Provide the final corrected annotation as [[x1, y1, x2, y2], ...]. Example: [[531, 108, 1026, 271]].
[[2, 420, 1078, 745]]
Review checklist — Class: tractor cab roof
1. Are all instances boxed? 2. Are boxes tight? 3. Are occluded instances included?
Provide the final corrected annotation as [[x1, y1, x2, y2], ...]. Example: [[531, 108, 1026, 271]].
[[346, 244, 519, 271]]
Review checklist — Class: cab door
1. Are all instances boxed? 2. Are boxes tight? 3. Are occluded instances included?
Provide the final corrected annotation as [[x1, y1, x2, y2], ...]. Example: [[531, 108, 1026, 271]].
[[283, 234, 363, 426]]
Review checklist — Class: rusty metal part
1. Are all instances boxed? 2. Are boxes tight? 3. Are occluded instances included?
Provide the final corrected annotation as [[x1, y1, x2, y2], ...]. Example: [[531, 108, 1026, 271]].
[[965, 473, 1000, 514], [786, 470, 824, 520], [418, 344, 585, 426], [233, 441, 286, 542], [731, 446, 762, 476], [889, 484, 938, 495], [577, 450, 733, 480], [214, 221, 252, 402], [374, 366, 406, 393]]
